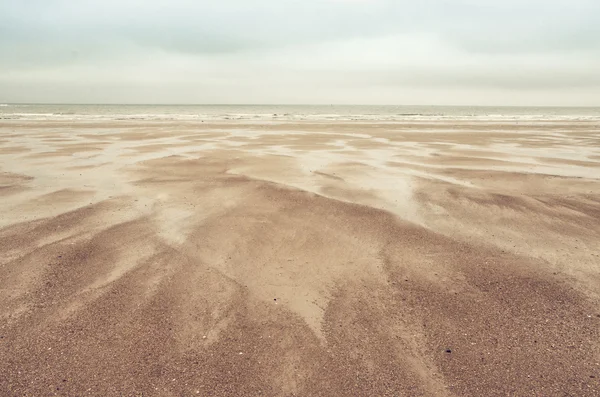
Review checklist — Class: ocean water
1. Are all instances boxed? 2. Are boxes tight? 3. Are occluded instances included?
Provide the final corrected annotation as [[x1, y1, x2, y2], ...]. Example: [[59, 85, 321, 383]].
[[1, 104, 600, 121]]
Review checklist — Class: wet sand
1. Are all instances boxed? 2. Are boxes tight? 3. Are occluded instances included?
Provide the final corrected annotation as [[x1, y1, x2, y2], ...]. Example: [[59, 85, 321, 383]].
[[1, 120, 599, 396]]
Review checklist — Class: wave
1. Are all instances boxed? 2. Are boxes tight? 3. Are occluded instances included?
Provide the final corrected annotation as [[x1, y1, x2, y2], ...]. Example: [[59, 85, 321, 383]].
[[1, 112, 599, 122]]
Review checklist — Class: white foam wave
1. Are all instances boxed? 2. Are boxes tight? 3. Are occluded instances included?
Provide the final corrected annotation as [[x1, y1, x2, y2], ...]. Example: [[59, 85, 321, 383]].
[[1, 111, 599, 122]]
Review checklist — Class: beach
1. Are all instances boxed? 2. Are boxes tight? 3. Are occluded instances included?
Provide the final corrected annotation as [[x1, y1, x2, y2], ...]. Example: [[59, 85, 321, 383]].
[[1, 119, 599, 396]]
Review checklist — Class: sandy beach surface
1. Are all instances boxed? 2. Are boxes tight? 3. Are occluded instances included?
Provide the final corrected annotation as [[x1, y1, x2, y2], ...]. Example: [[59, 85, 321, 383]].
[[1, 120, 599, 396]]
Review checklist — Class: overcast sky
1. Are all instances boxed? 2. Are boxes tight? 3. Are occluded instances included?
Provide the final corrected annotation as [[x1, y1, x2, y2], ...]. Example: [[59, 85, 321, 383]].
[[1, 0, 599, 105]]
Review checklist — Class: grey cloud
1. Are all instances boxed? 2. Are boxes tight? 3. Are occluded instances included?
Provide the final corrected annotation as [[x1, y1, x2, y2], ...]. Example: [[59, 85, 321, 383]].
[[5, 0, 597, 56], [0, 0, 599, 104]]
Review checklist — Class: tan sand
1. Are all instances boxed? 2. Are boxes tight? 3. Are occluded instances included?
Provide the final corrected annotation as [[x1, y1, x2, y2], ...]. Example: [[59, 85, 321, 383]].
[[1, 120, 599, 396]]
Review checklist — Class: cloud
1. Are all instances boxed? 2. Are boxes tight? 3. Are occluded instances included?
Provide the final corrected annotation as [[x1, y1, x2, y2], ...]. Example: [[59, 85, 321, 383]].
[[0, 0, 599, 105]]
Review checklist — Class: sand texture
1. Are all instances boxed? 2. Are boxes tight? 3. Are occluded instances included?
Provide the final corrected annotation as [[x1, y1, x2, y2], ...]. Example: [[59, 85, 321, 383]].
[[1, 120, 600, 396]]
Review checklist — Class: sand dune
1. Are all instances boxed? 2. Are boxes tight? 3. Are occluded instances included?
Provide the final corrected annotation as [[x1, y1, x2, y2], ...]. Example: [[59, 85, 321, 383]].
[[1, 120, 599, 396]]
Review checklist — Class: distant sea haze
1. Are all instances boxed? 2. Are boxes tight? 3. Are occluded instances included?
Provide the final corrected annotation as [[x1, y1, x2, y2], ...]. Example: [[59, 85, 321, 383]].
[[1, 104, 600, 121]]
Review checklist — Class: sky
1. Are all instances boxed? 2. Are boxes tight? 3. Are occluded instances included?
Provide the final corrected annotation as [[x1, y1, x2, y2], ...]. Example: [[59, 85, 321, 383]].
[[1, 0, 599, 105]]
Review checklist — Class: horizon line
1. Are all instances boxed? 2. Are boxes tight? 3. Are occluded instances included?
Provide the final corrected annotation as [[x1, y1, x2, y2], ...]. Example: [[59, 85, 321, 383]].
[[2, 103, 600, 108]]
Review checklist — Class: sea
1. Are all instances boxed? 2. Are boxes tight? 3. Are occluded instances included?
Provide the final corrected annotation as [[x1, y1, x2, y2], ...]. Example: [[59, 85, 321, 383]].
[[1, 104, 600, 122]]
